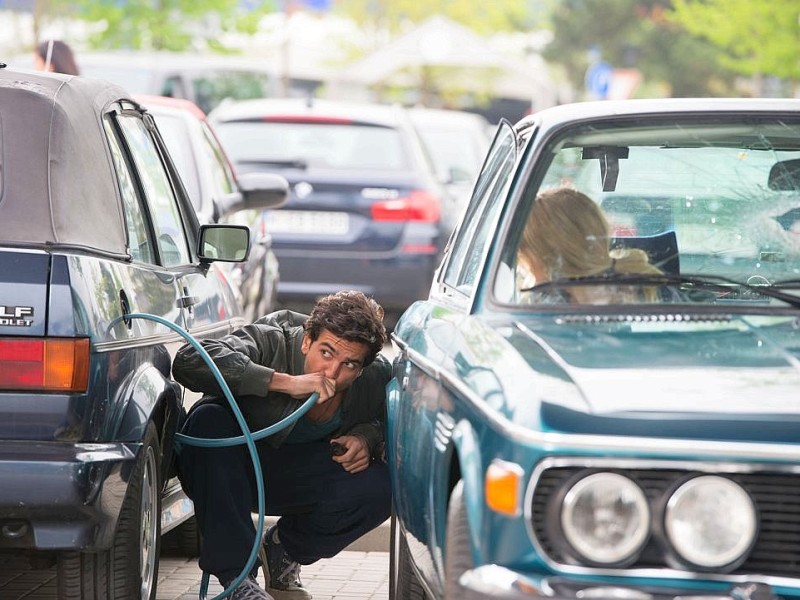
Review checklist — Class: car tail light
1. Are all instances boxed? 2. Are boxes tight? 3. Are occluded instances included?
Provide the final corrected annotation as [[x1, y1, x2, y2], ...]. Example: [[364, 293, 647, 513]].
[[0, 338, 90, 392], [370, 190, 440, 223]]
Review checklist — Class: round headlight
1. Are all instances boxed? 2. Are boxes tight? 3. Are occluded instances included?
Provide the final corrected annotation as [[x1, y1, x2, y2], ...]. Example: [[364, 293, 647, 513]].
[[665, 475, 757, 568], [561, 472, 650, 565]]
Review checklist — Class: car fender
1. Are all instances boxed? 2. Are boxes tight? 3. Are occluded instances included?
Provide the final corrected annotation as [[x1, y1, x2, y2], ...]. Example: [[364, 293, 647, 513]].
[[449, 418, 484, 564], [114, 361, 180, 446]]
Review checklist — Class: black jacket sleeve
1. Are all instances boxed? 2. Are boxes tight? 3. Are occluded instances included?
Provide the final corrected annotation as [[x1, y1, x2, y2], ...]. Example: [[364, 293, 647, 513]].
[[172, 316, 297, 399]]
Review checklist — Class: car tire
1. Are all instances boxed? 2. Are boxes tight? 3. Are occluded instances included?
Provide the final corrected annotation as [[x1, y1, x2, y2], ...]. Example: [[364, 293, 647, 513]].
[[391, 512, 428, 600], [171, 515, 202, 557], [57, 422, 162, 600], [444, 480, 475, 600]]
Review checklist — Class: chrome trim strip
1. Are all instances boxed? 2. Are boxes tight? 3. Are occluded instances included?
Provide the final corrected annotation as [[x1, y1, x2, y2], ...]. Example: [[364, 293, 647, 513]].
[[434, 413, 456, 453], [401, 344, 800, 463], [523, 456, 800, 588], [95, 318, 243, 353]]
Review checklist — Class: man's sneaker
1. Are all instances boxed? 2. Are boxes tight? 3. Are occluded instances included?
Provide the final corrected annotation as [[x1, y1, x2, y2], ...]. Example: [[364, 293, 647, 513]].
[[262, 525, 313, 599], [220, 575, 275, 600]]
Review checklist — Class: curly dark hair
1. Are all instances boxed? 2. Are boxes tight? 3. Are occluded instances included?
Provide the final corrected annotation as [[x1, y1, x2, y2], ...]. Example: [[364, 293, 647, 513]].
[[304, 291, 387, 366]]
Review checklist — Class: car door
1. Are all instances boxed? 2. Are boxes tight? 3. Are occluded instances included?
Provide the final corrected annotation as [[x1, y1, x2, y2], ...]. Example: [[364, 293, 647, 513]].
[[391, 121, 518, 592]]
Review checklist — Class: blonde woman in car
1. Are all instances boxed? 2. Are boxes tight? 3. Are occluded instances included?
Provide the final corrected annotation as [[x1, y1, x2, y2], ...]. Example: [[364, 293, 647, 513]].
[[518, 187, 662, 304]]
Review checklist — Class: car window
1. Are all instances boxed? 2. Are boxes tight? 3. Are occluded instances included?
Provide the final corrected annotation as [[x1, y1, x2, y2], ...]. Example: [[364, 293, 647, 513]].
[[216, 121, 411, 171], [191, 71, 273, 114], [500, 117, 800, 308], [103, 118, 155, 264], [199, 122, 236, 197], [116, 114, 191, 267], [443, 121, 516, 293], [414, 120, 489, 183], [151, 113, 201, 211]]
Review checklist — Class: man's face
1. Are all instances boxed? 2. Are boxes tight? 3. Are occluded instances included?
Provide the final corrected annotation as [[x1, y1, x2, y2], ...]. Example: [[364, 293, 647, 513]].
[[301, 329, 370, 393]]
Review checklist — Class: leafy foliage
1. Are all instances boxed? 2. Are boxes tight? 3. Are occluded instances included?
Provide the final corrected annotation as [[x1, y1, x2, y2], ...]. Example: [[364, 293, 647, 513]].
[[56, 0, 277, 51], [543, 0, 738, 98], [669, 0, 800, 80], [331, 0, 538, 34]]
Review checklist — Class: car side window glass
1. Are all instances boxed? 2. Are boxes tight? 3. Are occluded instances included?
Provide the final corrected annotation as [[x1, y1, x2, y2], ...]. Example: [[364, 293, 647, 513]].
[[200, 123, 236, 197], [103, 118, 154, 264], [116, 114, 191, 267], [443, 121, 516, 292]]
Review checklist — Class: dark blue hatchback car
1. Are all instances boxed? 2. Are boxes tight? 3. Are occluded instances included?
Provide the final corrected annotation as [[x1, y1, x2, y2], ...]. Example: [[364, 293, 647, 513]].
[[210, 98, 446, 323], [0, 66, 285, 599]]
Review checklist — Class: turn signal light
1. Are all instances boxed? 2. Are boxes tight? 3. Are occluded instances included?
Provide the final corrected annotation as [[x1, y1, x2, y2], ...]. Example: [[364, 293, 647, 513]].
[[0, 338, 90, 392], [371, 190, 440, 223], [485, 460, 524, 516]]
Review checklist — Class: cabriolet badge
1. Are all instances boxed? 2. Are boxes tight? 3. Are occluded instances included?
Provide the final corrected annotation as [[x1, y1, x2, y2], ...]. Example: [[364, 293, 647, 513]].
[[0, 305, 34, 327]]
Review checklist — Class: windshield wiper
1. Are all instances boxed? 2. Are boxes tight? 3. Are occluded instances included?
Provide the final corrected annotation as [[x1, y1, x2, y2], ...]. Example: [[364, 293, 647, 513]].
[[522, 272, 800, 309]]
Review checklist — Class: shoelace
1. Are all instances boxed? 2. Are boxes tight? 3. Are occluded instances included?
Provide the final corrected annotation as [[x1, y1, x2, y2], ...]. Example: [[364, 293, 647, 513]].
[[277, 560, 302, 587], [230, 576, 271, 600]]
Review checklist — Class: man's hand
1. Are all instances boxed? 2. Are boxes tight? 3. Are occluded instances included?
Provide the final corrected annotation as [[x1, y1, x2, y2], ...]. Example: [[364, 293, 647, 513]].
[[270, 372, 336, 401], [330, 435, 370, 473]]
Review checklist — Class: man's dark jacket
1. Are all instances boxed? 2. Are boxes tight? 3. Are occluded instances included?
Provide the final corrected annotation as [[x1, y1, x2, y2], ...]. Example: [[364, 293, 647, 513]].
[[172, 310, 391, 454]]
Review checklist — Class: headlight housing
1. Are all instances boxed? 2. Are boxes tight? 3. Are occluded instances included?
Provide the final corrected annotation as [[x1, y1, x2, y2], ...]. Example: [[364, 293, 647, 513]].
[[665, 475, 757, 569], [561, 472, 650, 565]]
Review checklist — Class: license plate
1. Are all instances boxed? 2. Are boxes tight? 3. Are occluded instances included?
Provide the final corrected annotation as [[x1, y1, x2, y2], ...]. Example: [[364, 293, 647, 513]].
[[265, 211, 349, 235]]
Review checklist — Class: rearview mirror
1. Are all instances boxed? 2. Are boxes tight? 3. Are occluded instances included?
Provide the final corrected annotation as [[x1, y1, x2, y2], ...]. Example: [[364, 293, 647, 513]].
[[768, 158, 800, 191]]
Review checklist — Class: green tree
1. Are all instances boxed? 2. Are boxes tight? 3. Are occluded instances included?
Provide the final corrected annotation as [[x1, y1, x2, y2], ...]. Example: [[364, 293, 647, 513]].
[[543, 0, 736, 98], [50, 0, 276, 51], [332, 0, 538, 35], [669, 0, 800, 82]]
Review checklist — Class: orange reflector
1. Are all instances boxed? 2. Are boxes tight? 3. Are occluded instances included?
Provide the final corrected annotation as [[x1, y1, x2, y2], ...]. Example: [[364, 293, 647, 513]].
[[0, 338, 90, 392], [485, 460, 524, 516]]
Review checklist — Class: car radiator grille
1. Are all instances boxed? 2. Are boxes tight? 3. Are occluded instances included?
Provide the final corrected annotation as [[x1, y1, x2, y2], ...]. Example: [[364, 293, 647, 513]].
[[531, 466, 800, 578]]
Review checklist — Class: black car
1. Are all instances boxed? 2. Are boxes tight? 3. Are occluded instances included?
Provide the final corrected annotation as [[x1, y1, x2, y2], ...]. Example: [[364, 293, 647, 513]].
[[210, 97, 446, 322], [0, 66, 285, 599]]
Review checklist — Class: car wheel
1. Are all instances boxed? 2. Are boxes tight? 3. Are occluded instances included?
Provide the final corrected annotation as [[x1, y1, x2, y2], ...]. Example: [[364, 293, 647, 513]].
[[171, 514, 202, 557], [444, 480, 474, 600], [390, 512, 428, 600], [57, 422, 162, 600]]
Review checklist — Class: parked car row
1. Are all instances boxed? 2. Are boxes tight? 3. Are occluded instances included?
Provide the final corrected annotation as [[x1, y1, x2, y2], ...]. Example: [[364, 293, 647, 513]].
[[10, 52, 493, 326], [386, 98, 800, 600]]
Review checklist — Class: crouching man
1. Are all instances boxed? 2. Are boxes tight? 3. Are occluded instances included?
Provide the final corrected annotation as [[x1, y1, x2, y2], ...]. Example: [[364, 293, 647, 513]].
[[173, 291, 392, 600]]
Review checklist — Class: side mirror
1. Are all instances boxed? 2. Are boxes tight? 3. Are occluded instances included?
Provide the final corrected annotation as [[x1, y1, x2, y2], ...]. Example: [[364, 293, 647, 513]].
[[198, 224, 250, 263], [768, 158, 800, 191], [215, 173, 289, 219], [239, 172, 289, 210]]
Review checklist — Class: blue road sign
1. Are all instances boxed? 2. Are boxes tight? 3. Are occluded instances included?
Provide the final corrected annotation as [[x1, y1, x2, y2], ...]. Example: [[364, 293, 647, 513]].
[[585, 61, 613, 100]]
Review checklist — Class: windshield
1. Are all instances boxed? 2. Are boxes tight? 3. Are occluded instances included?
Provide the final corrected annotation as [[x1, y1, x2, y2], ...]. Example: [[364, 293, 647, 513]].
[[497, 115, 800, 309], [215, 121, 411, 171]]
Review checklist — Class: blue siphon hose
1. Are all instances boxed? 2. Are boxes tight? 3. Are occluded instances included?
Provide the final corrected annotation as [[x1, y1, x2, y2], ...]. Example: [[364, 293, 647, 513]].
[[120, 313, 318, 600]]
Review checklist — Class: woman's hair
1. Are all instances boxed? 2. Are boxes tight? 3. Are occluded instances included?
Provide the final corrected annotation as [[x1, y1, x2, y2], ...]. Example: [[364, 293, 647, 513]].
[[36, 40, 80, 76], [304, 291, 387, 366], [519, 187, 662, 301]]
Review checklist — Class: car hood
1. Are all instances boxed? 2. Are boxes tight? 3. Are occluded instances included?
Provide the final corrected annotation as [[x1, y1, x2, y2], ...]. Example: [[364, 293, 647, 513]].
[[493, 313, 800, 442]]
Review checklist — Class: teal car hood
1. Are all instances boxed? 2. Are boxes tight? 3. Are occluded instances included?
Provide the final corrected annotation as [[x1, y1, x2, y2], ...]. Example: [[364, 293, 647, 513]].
[[494, 314, 800, 442]]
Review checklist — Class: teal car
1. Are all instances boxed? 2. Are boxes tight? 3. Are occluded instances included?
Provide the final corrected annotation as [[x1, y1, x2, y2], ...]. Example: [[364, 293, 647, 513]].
[[388, 99, 800, 600]]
